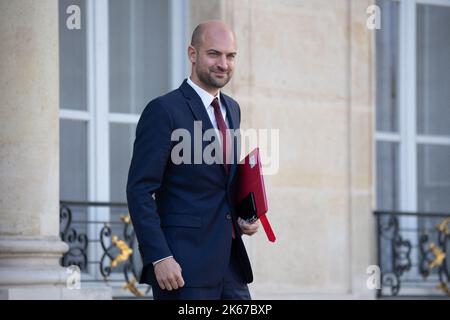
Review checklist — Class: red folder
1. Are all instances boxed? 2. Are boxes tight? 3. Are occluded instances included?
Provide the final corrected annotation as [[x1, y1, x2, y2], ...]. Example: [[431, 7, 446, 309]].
[[235, 148, 276, 242]]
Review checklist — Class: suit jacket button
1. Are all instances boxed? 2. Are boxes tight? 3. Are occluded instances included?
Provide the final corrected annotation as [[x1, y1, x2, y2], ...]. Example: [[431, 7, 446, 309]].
[[226, 213, 232, 220]]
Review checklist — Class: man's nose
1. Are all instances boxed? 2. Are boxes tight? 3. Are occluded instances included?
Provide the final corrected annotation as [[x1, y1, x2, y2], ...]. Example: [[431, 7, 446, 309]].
[[216, 55, 228, 70]]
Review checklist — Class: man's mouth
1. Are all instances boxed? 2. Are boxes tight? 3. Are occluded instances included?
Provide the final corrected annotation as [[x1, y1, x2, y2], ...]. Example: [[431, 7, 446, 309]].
[[212, 71, 228, 77]]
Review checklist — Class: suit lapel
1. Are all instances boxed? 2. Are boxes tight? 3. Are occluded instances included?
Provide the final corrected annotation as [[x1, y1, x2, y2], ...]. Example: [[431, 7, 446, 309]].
[[180, 80, 227, 178], [221, 94, 239, 188], [180, 80, 215, 134], [179, 80, 239, 184]]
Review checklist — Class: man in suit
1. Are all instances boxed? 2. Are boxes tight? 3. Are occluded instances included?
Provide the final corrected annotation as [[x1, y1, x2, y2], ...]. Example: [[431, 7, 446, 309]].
[[126, 20, 259, 300]]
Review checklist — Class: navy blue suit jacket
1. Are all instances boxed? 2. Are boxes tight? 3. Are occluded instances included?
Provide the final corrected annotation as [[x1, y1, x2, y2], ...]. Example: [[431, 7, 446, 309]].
[[126, 79, 253, 288]]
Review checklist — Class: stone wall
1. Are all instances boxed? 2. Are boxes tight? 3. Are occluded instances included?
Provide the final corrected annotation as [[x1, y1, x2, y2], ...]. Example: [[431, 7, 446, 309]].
[[190, 0, 376, 298]]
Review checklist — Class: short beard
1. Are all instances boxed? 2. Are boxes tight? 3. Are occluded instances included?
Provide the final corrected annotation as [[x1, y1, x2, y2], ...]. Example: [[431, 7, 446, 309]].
[[197, 67, 232, 89]]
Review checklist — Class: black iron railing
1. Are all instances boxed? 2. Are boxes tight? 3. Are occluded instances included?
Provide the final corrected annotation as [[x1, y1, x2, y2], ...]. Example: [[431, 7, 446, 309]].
[[59, 201, 152, 299], [375, 211, 450, 298]]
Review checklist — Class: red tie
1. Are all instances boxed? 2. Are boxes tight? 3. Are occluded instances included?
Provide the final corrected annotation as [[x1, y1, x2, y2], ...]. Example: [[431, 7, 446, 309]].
[[211, 97, 235, 238], [211, 97, 231, 174]]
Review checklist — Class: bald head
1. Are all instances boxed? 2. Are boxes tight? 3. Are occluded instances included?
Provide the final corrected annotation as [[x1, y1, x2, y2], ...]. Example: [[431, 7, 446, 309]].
[[191, 20, 236, 50], [188, 20, 237, 95]]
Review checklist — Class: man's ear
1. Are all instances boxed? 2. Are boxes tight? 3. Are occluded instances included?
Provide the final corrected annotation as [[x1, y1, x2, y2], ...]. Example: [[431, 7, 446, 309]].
[[188, 45, 196, 64]]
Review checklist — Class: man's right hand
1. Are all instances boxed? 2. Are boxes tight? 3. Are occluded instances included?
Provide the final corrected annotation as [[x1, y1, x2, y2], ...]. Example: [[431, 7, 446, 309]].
[[153, 257, 185, 290]]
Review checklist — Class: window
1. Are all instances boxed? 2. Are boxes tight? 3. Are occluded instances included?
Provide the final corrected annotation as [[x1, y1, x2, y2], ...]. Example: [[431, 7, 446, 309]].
[[416, 3, 450, 213], [375, 0, 450, 292], [59, 0, 189, 284], [376, 0, 450, 213]]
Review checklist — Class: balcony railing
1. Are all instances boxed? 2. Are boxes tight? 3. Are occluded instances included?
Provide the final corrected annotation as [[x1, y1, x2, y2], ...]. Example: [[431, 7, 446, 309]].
[[59, 201, 152, 299], [375, 210, 450, 298], [59, 204, 450, 298]]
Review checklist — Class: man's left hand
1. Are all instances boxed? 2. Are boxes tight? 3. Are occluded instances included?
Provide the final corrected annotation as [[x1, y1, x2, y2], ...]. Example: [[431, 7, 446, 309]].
[[238, 217, 259, 236]]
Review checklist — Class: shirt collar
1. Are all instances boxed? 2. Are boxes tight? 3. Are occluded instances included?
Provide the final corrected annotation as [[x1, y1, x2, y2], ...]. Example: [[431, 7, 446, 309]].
[[187, 77, 221, 110]]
